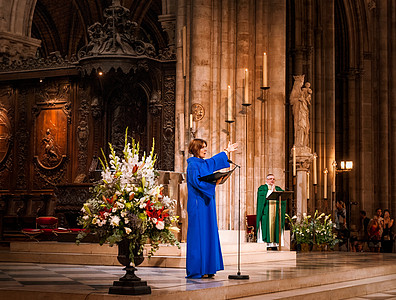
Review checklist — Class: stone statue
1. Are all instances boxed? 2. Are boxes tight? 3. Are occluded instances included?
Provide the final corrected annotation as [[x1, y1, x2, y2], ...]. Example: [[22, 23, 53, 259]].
[[290, 75, 312, 148]]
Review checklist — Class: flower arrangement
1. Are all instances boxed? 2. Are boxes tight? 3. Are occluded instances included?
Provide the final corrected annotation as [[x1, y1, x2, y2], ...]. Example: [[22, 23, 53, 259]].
[[286, 210, 339, 249], [76, 129, 179, 262], [286, 213, 314, 245], [312, 211, 339, 247]]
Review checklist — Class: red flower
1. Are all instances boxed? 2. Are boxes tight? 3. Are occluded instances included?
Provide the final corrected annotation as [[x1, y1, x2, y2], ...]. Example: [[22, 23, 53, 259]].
[[98, 207, 111, 219], [145, 200, 167, 223]]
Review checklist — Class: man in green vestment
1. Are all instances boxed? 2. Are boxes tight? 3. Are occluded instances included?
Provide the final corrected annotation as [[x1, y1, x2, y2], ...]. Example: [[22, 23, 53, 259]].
[[256, 174, 286, 247]]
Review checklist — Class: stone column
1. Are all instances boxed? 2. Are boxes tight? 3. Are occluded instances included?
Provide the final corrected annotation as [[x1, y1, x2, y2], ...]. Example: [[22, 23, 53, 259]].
[[378, 0, 390, 209], [189, 0, 212, 140], [294, 148, 313, 217], [174, 0, 187, 172], [296, 167, 308, 217], [391, 3, 396, 216]]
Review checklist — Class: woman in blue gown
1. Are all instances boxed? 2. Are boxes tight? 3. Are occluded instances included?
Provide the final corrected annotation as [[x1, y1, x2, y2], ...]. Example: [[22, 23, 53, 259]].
[[186, 138, 238, 279]]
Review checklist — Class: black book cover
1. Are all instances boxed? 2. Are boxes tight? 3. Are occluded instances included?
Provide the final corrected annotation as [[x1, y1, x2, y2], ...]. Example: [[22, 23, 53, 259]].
[[198, 167, 236, 184]]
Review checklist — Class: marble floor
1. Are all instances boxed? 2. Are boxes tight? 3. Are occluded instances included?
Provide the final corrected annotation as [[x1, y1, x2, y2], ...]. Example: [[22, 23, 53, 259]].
[[0, 252, 395, 299]]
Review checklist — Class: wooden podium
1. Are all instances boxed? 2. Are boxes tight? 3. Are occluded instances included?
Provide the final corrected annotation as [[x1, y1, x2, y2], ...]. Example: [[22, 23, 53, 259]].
[[266, 191, 294, 250]]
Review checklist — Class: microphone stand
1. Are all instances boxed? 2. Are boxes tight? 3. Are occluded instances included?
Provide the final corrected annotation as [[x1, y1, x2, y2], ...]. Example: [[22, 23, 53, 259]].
[[228, 160, 249, 280]]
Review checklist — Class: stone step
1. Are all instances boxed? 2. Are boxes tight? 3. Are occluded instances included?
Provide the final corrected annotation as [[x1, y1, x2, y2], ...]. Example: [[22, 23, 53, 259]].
[[10, 241, 270, 256], [241, 273, 396, 300], [2, 241, 296, 268]]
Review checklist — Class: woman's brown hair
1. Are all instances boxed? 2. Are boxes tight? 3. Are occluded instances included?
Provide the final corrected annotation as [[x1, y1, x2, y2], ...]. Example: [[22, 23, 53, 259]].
[[188, 138, 207, 157]]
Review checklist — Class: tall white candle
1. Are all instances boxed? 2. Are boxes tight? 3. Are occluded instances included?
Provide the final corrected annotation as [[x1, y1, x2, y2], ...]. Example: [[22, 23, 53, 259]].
[[332, 161, 337, 193], [182, 26, 187, 77], [227, 85, 232, 121], [313, 153, 317, 185], [263, 52, 268, 87], [292, 145, 296, 176], [244, 68, 249, 105], [189, 113, 193, 130], [179, 113, 185, 151], [307, 172, 310, 199], [323, 168, 328, 199]]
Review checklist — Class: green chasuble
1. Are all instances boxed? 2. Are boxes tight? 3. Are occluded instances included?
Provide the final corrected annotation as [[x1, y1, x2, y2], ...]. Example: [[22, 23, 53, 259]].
[[256, 184, 286, 243]]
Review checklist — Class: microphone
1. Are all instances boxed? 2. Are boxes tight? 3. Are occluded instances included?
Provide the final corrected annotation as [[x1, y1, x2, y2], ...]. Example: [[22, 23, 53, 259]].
[[227, 159, 240, 168]]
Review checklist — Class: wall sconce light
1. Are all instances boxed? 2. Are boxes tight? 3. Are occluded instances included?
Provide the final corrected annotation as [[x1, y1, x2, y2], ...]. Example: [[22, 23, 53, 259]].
[[338, 160, 353, 172]]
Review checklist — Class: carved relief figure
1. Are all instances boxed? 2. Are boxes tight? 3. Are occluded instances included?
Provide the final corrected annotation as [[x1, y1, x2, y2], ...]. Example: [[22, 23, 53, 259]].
[[77, 120, 89, 146], [41, 128, 60, 166], [290, 75, 312, 147]]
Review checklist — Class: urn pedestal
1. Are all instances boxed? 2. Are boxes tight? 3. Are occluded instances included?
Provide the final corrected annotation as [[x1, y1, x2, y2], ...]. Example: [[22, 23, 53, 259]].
[[108, 239, 151, 295]]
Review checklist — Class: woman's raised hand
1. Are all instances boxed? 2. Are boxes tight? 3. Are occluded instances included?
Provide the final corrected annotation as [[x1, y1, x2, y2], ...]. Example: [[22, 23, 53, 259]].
[[224, 141, 238, 153]]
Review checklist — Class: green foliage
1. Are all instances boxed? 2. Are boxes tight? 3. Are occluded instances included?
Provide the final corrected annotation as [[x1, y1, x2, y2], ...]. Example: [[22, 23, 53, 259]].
[[286, 210, 340, 248]]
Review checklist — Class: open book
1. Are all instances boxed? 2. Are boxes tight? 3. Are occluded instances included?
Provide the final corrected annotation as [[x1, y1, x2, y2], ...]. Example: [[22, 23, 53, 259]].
[[198, 167, 236, 184]]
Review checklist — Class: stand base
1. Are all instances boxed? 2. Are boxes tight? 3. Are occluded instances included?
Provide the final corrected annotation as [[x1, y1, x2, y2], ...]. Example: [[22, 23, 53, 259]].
[[228, 273, 250, 280], [108, 266, 151, 295], [109, 280, 151, 295]]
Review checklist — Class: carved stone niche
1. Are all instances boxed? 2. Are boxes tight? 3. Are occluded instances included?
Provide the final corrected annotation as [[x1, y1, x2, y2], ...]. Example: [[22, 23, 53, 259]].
[[54, 183, 93, 228]]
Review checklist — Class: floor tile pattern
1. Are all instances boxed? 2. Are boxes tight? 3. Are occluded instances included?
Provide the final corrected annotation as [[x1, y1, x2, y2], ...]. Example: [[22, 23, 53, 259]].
[[0, 252, 395, 298]]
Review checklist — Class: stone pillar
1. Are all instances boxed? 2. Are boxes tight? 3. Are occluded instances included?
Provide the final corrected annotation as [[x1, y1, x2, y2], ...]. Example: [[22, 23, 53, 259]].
[[296, 167, 308, 217], [174, 0, 187, 172], [158, 14, 176, 48], [378, 0, 390, 210], [294, 148, 313, 217], [391, 3, 396, 216], [189, 0, 211, 140]]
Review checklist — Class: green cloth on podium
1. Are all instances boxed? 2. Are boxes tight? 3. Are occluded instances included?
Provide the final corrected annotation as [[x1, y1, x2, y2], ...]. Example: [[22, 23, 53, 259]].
[[256, 184, 285, 243]]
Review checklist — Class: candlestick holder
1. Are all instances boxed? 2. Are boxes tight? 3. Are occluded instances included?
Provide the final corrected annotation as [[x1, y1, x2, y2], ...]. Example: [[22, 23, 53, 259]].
[[190, 121, 197, 139], [257, 86, 270, 102]]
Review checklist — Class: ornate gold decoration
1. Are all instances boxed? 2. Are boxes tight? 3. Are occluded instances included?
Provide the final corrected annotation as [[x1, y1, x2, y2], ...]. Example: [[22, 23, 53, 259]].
[[191, 103, 205, 121]]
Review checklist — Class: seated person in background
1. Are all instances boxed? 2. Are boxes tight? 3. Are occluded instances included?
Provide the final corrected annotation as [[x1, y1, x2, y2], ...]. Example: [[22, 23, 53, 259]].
[[368, 216, 382, 253], [334, 200, 349, 248], [355, 210, 370, 252], [381, 209, 394, 253]]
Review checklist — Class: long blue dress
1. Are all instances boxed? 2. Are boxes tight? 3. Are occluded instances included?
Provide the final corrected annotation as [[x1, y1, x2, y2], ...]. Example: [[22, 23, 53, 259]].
[[186, 152, 230, 278]]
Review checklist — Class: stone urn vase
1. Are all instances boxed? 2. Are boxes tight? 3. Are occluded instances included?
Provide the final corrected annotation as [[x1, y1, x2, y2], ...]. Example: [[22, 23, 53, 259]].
[[108, 238, 151, 295]]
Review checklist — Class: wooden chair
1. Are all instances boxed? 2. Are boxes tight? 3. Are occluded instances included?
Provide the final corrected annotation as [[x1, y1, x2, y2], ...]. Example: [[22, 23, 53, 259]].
[[22, 216, 58, 241], [246, 214, 257, 242]]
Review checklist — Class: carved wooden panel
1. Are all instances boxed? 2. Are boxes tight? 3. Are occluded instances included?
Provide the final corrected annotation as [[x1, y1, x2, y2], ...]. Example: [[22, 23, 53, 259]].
[[107, 77, 148, 155], [32, 79, 70, 189], [161, 75, 175, 171], [35, 109, 67, 169], [0, 87, 14, 190], [15, 88, 29, 190], [76, 88, 90, 178]]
